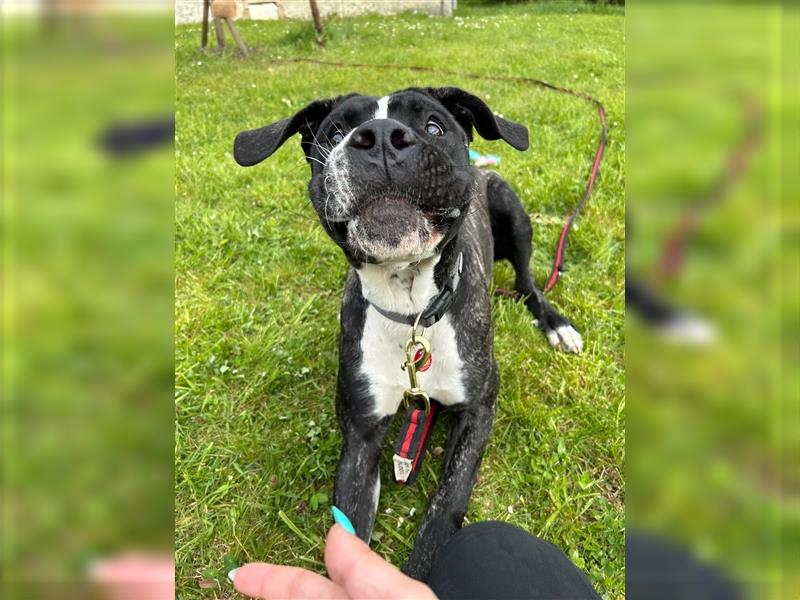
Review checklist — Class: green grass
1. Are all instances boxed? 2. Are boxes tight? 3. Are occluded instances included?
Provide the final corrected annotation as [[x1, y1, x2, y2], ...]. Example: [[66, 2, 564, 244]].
[[175, 2, 624, 598], [2, 16, 175, 585], [625, 5, 791, 595]]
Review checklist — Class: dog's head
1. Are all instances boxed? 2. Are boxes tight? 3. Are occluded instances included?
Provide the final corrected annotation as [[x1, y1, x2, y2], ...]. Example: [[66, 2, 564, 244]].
[[233, 87, 529, 265]]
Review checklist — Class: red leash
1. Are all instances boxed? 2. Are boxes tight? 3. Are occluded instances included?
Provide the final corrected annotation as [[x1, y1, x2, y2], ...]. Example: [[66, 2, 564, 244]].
[[393, 401, 439, 485], [544, 101, 607, 292], [267, 58, 609, 293], [655, 101, 760, 284]]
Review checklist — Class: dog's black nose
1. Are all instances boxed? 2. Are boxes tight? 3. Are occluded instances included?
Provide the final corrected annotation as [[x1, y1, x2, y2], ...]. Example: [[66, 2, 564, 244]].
[[349, 119, 416, 156], [350, 128, 375, 150], [389, 126, 415, 150]]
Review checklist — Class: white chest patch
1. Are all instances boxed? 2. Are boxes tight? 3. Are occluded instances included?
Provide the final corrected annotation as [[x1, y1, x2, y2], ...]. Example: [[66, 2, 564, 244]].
[[356, 259, 466, 418], [360, 310, 466, 418]]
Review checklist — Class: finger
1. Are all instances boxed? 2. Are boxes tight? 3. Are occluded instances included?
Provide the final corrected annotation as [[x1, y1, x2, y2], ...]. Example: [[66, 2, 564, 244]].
[[91, 553, 175, 600], [324, 525, 437, 599], [232, 562, 347, 600]]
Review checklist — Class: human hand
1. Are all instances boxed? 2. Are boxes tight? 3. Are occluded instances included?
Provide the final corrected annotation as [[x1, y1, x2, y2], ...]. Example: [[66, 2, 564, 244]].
[[229, 508, 438, 599], [91, 552, 174, 600]]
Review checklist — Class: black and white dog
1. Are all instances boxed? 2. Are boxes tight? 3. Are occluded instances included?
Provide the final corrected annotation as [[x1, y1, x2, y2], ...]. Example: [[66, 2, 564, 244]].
[[233, 87, 582, 579]]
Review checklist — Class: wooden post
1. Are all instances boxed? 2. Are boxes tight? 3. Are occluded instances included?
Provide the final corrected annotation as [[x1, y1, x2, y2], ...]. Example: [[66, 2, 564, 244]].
[[308, 0, 324, 46], [213, 17, 226, 50], [201, 0, 210, 48], [43, 0, 58, 34], [225, 18, 250, 57]]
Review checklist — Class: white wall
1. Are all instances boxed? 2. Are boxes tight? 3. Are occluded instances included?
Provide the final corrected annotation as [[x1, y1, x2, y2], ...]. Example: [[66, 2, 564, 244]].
[[175, 0, 452, 25]]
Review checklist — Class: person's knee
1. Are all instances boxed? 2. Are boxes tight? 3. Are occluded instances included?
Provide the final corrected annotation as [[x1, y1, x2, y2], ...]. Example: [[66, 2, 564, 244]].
[[427, 521, 600, 600]]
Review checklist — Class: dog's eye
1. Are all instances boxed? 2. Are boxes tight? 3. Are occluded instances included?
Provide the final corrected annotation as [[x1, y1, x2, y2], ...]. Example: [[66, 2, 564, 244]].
[[330, 131, 345, 146], [425, 119, 444, 137]]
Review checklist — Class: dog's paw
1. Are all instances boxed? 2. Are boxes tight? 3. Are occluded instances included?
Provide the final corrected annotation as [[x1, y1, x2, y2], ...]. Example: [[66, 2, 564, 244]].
[[657, 313, 715, 346], [535, 309, 583, 354], [544, 323, 584, 354]]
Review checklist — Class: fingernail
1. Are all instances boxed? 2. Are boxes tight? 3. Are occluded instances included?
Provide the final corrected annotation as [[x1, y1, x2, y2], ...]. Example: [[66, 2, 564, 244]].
[[85, 558, 103, 580], [227, 567, 239, 583], [331, 505, 356, 535]]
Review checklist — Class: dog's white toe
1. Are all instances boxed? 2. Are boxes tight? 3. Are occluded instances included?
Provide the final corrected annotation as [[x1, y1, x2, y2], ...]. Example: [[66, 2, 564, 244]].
[[659, 314, 715, 346], [555, 325, 583, 354]]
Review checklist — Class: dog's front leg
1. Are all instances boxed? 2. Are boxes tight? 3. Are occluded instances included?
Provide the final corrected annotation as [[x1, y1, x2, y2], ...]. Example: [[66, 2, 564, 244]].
[[402, 391, 498, 580], [333, 404, 392, 543]]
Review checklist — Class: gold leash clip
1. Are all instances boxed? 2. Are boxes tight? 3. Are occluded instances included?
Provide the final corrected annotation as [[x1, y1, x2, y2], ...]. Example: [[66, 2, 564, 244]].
[[401, 318, 432, 414]]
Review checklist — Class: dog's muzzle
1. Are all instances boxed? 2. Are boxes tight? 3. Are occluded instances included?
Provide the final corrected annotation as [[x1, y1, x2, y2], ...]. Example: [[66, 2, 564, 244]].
[[319, 119, 468, 263]]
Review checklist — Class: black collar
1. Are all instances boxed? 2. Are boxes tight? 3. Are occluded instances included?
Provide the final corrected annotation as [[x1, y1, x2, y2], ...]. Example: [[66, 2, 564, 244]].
[[368, 251, 463, 328]]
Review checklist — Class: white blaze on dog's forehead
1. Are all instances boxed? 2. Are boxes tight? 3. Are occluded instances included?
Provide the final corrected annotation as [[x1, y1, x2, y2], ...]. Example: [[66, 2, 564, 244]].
[[374, 95, 391, 119]]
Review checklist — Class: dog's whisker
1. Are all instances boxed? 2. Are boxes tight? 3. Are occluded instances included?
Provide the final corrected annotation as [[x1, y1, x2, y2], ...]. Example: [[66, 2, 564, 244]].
[[308, 130, 333, 166], [322, 173, 336, 228], [311, 145, 331, 162]]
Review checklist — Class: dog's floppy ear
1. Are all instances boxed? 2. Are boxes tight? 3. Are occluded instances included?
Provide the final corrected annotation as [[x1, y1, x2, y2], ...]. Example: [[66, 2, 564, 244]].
[[233, 97, 338, 167], [423, 87, 529, 151]]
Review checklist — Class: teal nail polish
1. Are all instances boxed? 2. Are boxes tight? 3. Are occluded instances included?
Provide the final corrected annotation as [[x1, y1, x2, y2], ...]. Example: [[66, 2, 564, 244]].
[[331, 505, 356, 535]]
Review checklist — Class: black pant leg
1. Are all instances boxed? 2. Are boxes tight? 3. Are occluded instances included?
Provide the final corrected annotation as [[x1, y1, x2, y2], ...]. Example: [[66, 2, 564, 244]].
[[626, 530, 741, 600], [425, 521, 602, 600]]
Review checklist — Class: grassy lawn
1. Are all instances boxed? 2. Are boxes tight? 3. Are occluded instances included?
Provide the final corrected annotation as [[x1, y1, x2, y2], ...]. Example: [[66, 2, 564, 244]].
[[626, 5, 790, 595], [175, 2, 624, 598]]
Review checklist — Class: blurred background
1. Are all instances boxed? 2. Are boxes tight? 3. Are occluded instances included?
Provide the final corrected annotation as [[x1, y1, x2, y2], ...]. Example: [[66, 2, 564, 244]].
[[1, 1, 175, 598], [0, 0, 795, 599], [626, 2, 796, 599]]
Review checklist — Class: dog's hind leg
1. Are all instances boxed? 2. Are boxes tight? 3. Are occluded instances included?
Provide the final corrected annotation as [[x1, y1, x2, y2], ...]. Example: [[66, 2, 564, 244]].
[[487, 172, 583, 353]]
